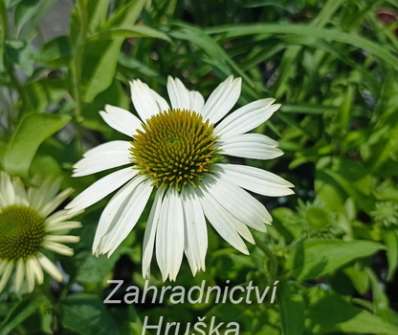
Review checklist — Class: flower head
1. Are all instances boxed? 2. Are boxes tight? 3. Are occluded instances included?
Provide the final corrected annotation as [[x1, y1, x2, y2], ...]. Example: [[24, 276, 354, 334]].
[[67, 76, 294, 281], [0, 172, 81, 293]]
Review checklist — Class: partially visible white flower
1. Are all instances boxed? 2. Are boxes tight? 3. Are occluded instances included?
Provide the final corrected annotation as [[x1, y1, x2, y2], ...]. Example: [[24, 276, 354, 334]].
[[0, 172, 81, 294], [67, 76, 294, 281]]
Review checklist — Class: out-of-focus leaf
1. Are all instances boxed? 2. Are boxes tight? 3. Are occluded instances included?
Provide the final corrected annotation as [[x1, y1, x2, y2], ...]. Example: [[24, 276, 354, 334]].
[[207, 24, 398, 70], [71, 0, 147, 103], [309, 292, 398, 334], [61, 294, 120, 335], [280, 282, 305, 335], [89, 26, 170, 42], [384, 230, 398, 281], [2, 113, 70, 176], [36, 36, 71, 66], [294, 239, 383, 280], [0, 0, 5, 72], [171, 23, 255, 88], [14, 0, 55, 38], [0, 295, 48, 335]]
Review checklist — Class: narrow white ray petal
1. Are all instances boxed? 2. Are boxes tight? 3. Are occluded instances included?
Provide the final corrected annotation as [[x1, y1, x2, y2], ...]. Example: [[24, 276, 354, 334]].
[[182, 190, 208, 275], [28, 177, 61, 212], [74, 141, 132, 177], [43, 241, 74, 256], [46, 209, 83, 226], [13, 178, 28, 205], [46, 235, 80, 243], [46, 221, 82, 232], [130, 80, 161, 121], [155, 191, 169, 280], [30, 257, 44, 284], [220, 133, 283, 160], [92, 178, 137, 254], [219, 164, 294, 197], [73, 153, 132, 177], [156, 189, 185, 281], [142, 188, 165, 278], [215, 99, 279, 138], [199, 190, 249, 254], [100, 105, 142, 137], [203, 77, 242, 124], [202, 76, 233, 119], [25, 260, 35, 292], [100, 177, 153, 256], [66, 167, 137, 212], [0, 172, 15, 205], [189, 91, 205, 115], [203, 186, 254, 244], [150, 88, 170, 112], [84, 140, 131, 158], [38, 254, 63, 282], [167, 77, 190, 110], [39, 188, 74, 217], [0, 262, 13, 293], [213, 176, 271, 231], [14, 259, 25, 292]]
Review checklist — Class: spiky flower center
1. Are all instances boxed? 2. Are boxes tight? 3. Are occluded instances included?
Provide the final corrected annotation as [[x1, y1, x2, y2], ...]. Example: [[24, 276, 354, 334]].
[[0, 205, 46, 260], [131, 109, 219, 190]]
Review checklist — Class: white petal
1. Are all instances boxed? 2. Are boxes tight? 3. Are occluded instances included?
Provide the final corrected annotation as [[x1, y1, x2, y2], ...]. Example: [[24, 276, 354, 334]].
[[46, 209, 82, 226], [202, 76, 241, 124], [46, 221, 82, 232], [28, 177, 61, 213], [220, 133, 283, 160], [14, 259, 25, 292], [92, 179, 137, 254], [219, 164, 294, 197], [13, 178, 28, 205], [150, 87, 170, 112], [182, 190, 207, 275], [73, 141, 132, 177], [46, 235, 80, 243], [38, 254, 63, 282], [189, 91, 205, 114], [167, 77, 190, 110], [25, 259, 36, 292], [43, 241, 74, 256], [215, 99, 280, 138], [30, 257, 44, 284], [39, 188, 74, 217], [99, 176, 153, 256], [130, 80, 166, 121], [0, 262, 13, 293], [212, 176, 272, 231], [0, 172, 15, 206], [156, 189, 185, 281], [142, 188, 165, 278], [199, 189, 249, 254], [100, 105, 142, 137], [66, 167, 137, 212]]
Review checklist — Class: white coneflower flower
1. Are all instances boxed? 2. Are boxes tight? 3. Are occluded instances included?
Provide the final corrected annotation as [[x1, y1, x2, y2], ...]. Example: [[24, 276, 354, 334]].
[[67, 76, 294, 281], [0, 172, 81, 293]]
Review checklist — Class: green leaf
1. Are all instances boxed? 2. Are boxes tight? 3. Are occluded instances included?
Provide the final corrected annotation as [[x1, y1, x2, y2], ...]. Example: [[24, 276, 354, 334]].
[[0, 0, 6, 72], [206, 24, 398, 70], [309, 292, 398, 335], [2, 113, 71, 176], [384, 230, 398, 281], [0, 295, 48, 335], [72, 0, 148, 103], [280, 282, 305, 335], [89, 26, 170, 42], [61, 294, 120, 335], [293, 239, 383, 280]]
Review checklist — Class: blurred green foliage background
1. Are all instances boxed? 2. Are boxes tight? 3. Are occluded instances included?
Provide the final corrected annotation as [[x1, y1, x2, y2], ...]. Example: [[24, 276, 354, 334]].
[[1, 0, 398, 334]]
